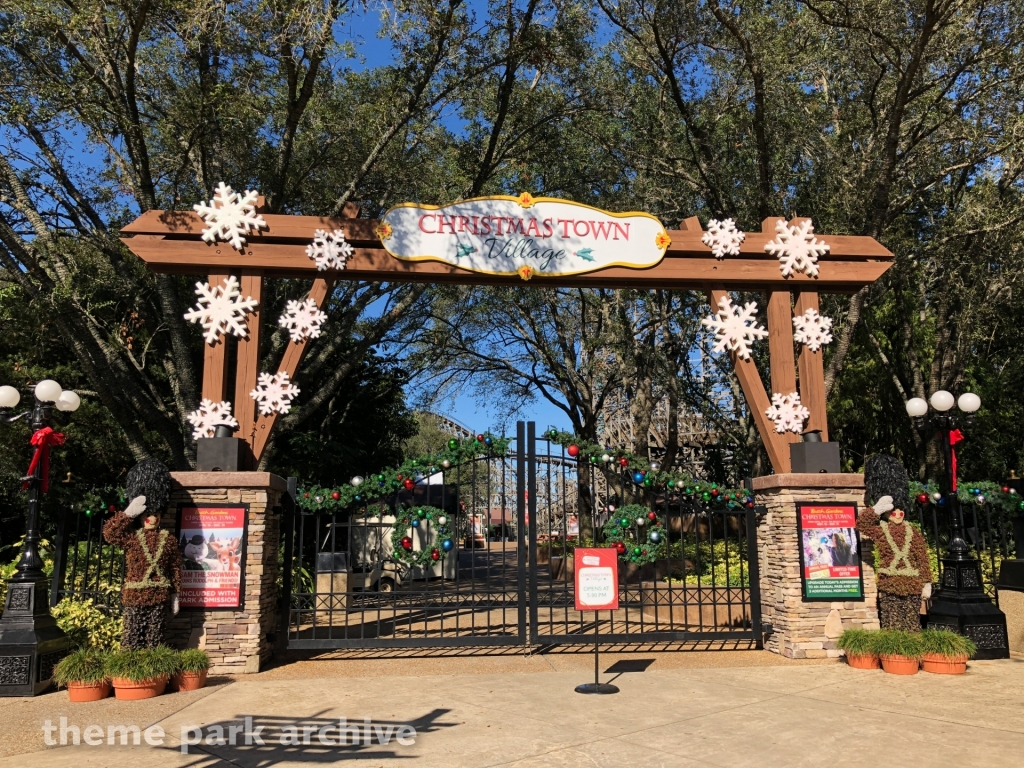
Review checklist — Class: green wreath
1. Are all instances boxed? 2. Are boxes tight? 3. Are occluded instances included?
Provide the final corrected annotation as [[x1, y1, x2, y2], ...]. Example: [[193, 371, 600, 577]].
[[388, 506, 453, 568], [602, 504, 667, 565]]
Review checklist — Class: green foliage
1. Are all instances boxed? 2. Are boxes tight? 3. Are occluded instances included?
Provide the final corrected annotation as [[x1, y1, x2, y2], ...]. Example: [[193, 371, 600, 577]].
[[920, 630, 977, 660], [601, 505, 666, 565], [873, 630, 924, 660], [177, 648, 210, 673], [52, 648, 108, 686], [105, 647, 179, 682], [52, 598, 122, 651], [836, 628, 877, 657]]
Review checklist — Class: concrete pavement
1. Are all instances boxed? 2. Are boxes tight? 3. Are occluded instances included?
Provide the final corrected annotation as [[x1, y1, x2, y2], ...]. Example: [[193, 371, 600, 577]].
[[2, 651, 1022, 767]]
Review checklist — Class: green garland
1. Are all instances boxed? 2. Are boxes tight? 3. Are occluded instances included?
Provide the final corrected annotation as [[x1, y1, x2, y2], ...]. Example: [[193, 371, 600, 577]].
[[542, 428, 753, 507], [601, 504, 667, 565], [383, 505, 452, 567], [298, 432, 512, 514]]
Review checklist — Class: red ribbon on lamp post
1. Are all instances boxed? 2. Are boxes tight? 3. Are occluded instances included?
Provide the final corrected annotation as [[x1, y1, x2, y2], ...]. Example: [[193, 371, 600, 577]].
[[949, 428, 964, 492], [22, 426, 66, 493]]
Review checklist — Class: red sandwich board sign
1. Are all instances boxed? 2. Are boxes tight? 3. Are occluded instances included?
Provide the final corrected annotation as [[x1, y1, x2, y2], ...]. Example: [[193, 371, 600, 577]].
[[574, 548, 619, 612]]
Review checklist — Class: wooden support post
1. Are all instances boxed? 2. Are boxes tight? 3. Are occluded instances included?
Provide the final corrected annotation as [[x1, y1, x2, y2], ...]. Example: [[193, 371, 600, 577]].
[[233, 272, 264, 467], [201, 272, 230, 402], [794, 291, 829, 440], [709, 289, 791, 473], [251, 277, 335, 462], [767, 290, 800, 452]]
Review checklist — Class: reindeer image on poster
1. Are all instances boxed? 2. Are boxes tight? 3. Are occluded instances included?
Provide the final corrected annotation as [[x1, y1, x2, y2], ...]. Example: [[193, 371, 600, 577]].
[[208, 536, 242, 571]]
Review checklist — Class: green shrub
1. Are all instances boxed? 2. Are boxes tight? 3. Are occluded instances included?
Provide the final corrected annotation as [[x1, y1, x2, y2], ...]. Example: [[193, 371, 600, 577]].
[[52, 648, 108, 686], [836, 628, 877, 656], [873, 630, 924, 659], [105, 646, 179, 682], [920, 629, 977, 660], [178, 649, 210, 673], [51, 598, 122, 651]]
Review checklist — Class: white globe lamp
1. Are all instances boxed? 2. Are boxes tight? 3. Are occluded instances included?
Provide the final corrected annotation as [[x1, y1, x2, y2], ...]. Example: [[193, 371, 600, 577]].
[[0, 385, 20, 409], [957, 393, 981, 413], [34, 379, 63, 403], [929, 390, 955, 412], [56, 391, 81, 412], [904, 398, 928, 418]]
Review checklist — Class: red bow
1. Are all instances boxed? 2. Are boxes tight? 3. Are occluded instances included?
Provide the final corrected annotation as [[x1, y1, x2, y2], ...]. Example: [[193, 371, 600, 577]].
[[949, 429, 964, 492], [23, 427, 66, 493]]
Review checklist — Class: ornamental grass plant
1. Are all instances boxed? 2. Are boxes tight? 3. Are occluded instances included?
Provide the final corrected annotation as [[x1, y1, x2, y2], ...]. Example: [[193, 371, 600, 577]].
[[105, 646, 180, 682], [836, 628, 877, 657], [177, 649, 210, 673], [873, 629, 924, 660], [920, 629, 977, 660], [52, 648, 108, 687]]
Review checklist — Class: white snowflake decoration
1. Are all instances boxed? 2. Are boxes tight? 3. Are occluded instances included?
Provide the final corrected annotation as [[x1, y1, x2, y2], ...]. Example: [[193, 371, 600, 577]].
[[765, 392, 810, 434], [700, 295, 768, 360], [792, 308, 834, 352], [250, 371, 299, 416], [764, 219, 830, 278], [306, 229, 353, 271], [193, 182, 267, 251], [278, 298, 328, 343], [186, 399, 239, 440], [701, 218, 745, 259], [184, 276, 259, 344]]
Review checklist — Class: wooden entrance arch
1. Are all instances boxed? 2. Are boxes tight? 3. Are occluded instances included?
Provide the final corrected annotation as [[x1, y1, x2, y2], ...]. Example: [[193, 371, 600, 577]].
[[121, 200, 892, 473]]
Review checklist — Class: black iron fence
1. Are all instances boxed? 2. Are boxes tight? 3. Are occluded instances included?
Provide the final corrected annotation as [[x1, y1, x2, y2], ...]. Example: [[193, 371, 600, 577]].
[[50, 508, 124, 609]]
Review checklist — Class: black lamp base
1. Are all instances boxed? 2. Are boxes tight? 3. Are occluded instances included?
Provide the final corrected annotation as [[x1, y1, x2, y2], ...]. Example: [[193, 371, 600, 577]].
[[575, 682, 619, 694], [0, 579, 70, 696], [926, 555, 1009, 660]]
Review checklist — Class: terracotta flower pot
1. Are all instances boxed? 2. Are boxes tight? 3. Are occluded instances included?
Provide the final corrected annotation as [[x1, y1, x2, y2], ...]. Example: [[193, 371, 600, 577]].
[[880, 655, 920, 675], [172, 670, 208, 691], [921, 653, 968, 675], [845, 653, 880, 670], [66, 681, 111, 703], [111, 675, 168, 700]]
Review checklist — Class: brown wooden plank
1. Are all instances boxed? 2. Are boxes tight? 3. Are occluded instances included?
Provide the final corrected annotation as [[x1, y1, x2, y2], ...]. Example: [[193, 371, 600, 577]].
[[767, 291, 800, 449], [232, 273, 263, 468], [251, 277, 335, 462], [122, 237, 893, 289], [709, 289, 790, 473], [795, 292, 829, 440], [121, 209, 892, 259], [201, 272, 230, 403]]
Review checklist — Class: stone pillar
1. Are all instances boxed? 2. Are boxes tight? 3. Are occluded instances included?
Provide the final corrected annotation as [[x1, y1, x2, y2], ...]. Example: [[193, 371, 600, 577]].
[[162, 472, 286, 674], [753, 474, 879, 658]]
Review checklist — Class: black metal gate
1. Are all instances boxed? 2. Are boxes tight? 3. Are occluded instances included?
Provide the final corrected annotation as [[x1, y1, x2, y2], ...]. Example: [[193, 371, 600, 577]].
[[283, 421, 761, 649]]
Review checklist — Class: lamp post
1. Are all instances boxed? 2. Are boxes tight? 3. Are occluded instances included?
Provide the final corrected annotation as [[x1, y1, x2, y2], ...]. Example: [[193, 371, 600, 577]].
[[0, 380, 80, 695], [905, 390, 1009, 659]]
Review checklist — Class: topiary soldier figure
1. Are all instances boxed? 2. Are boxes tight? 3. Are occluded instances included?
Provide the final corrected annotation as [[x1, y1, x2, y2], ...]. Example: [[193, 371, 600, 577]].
[[858, 455, 933, 632], [103, 459, 181, 649]]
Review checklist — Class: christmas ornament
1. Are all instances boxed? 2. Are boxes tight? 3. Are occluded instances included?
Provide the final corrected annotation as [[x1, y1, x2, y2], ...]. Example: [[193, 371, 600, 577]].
[[615, 542, 626, 555], [306, 229, 354, 271], [764, 218, 829, 278], [184, 276, 259, 344], [401, 536, 412, 551], [442, 538, 454, 552], [441, 459, 451, 468], [702, 218, 746, 259], [332, 491, 341, 500], [976, 494, 986, 505], [476, 433, 485, 442], [250, 371, 300, 415], [193, 182, 267, 251], [351, 476, 364, 486], [447, 439, 459, 450], [932, 492, 942, 501], [278, 298, 328, 343], [633, 471, 645, 484], [411, 519, 420, 528], [765, 392, 810, 434], [431, 549, 440, 561], [1002, 486, 1010, 493], [917, 493, 929, 504], [635, 516, 645, 526], [649, 531, 662, 544], [701, 295, 768, 360], [649, 461, 661, 472], [567, 444, 580, 457], [186, 399, 239, 440], [647, 511, 657, 521], [601, 453, 611, 463], [607, 505, 616, 513], [792, 308, 833, 352], [417, 508, 426, 518], [438, 515, 447, 526], [548, 429, 558, 439], [403, 478, 415, 490], [619, 457, 629, 467]]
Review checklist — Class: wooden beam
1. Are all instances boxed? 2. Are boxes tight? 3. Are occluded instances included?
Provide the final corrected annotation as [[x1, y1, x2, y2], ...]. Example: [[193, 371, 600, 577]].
[[121, 237, 893, 290], [795, 291, 829, 440], [709, 289, 791, 473], [767, 291, 800, 451], [233, 273, 263, 467], [201, 272, 231, 402], [251, 277, 335, 462]]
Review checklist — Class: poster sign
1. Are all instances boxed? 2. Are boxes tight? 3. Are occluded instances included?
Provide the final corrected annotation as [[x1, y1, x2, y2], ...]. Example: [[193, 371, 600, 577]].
[[176, 504, 248, 609], [796, 502, 863, 601], [574, 548, 619, 611], [379, 195, 671, 280]]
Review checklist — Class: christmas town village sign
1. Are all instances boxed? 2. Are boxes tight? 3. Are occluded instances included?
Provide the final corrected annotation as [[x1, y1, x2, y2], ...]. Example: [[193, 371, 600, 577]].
[[121, 186, 893, 473]]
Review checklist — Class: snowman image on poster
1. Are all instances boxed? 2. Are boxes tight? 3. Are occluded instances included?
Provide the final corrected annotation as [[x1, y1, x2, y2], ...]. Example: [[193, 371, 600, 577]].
[[180, 534, 211, 571]]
